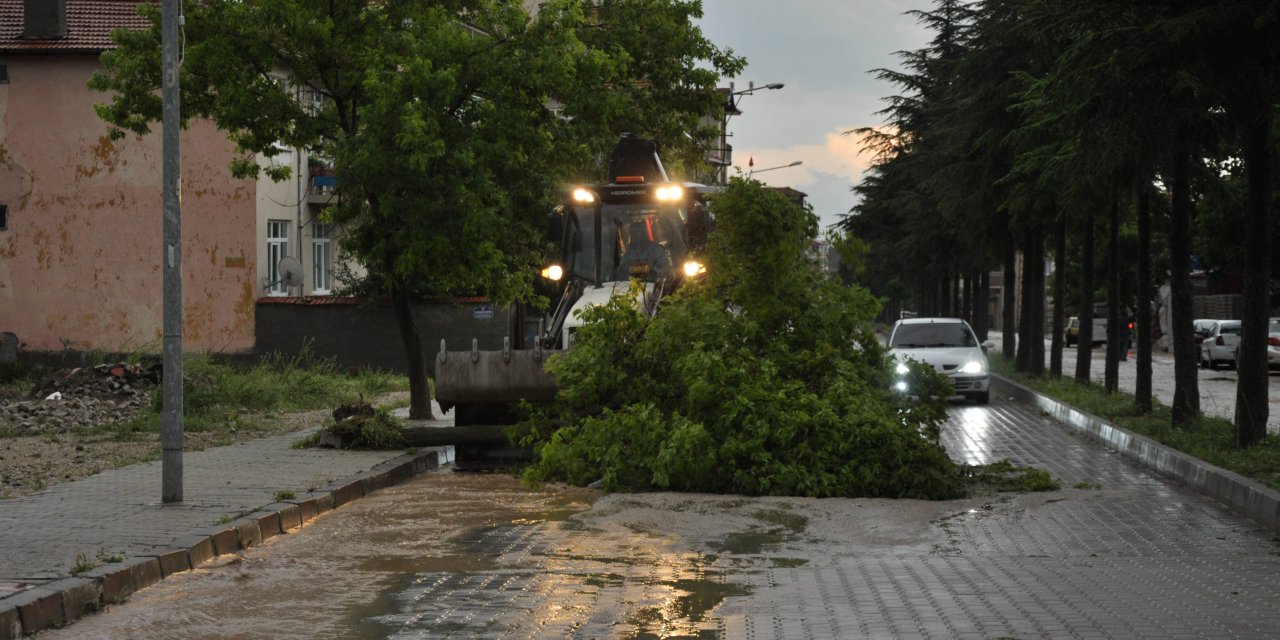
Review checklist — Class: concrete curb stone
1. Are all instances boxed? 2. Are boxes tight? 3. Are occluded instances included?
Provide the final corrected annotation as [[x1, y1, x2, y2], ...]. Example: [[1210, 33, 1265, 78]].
[[0, 602, 21, 640], [45, 578, 100, 626], [5, 588, 63, 635], [136, 547, 192, 578], [169, 534, 217, 568], [993, 375, 1280, 537], [80, 556, 161, 605]]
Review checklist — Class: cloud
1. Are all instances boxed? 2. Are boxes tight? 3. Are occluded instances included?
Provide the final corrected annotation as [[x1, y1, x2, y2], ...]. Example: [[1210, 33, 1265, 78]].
[[736, 126, 888, 187]]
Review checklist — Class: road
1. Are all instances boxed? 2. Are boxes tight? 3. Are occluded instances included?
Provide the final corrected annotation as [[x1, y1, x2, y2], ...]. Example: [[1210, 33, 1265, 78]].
[[42, 396, 1280, 639], [987, 334, 1280, 434]]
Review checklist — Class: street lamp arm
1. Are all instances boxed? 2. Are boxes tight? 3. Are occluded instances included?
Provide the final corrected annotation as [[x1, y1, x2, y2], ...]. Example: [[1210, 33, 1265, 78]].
[[749, 160, 802, 176]]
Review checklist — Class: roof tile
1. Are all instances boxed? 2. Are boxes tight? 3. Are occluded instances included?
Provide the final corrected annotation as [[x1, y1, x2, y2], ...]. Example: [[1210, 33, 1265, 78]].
[[0, 1, 153, 53]]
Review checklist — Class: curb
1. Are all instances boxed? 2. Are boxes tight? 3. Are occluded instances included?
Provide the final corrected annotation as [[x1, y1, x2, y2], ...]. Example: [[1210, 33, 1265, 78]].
[[0, 446, 453, 639], [992, 375, 1280, 537]]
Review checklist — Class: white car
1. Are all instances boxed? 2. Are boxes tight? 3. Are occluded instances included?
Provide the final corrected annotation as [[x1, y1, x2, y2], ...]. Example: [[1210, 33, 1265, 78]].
[[1199, 319, 1241, 369], [1265, 318, 1279, 369], [888, 317, 994, 405]]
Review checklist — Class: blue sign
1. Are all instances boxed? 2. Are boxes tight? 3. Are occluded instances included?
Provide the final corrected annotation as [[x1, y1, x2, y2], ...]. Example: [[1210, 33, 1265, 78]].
[[472, 305, 495, 320]]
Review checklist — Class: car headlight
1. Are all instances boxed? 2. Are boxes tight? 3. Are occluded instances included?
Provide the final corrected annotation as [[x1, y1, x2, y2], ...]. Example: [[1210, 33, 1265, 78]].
[[895, 362, 910, 375], [540, 264, 564, 281], [958, 360, 986, 375]]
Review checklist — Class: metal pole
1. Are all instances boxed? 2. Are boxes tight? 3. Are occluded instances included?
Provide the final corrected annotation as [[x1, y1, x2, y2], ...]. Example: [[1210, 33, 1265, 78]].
[[161, 0, 183, 503]]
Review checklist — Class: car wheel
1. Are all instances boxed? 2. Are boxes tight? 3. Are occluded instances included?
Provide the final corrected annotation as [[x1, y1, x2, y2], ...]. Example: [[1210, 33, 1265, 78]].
[[970, 391, 990, 405]]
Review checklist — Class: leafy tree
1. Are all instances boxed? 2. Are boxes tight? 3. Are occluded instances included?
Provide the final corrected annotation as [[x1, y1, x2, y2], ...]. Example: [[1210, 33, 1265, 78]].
[[516, 179, 965, 499], [89, 0, 742, 419]]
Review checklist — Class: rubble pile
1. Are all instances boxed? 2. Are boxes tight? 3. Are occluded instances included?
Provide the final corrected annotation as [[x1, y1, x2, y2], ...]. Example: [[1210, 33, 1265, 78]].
[[0, 363, 159, 435]]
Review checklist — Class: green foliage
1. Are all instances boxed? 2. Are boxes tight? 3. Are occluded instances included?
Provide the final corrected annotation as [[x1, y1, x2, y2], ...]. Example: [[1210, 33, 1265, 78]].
[[96, 351, 406, 440], [515, 180, 965, 499], [962, 460, 1059, 494], [273, 490, 297, 501], [316, 408, 406, 450]]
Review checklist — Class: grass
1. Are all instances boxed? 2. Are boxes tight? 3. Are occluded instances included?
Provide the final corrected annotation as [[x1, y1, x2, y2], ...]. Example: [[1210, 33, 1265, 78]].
[[989, 356, 1280, 492], [2, 349, 410, 441]]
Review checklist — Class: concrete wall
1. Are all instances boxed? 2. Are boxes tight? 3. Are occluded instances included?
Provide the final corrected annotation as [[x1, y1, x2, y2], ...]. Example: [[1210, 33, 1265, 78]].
[[0, 54, 258, 353], [254, 298, 514, 374]]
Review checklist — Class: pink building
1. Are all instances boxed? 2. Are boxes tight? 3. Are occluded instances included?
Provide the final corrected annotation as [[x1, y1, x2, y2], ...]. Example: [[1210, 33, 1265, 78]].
[[0, 0, 257, 354]]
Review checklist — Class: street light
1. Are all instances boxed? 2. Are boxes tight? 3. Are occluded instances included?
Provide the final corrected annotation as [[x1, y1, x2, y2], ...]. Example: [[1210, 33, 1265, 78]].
[[714, 81, 785, 185], [749, 160, 803, 176]]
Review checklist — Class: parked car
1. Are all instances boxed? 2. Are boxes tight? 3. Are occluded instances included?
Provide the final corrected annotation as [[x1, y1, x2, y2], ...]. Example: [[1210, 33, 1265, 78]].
[[1267, 318, 1280, 369], [1193, 319, 1216, 344], [1065, 307, 1108, 347], [888, 317, 994, 404], [1199, 320, 1242, 369], [1065, 316, 1080, 346]]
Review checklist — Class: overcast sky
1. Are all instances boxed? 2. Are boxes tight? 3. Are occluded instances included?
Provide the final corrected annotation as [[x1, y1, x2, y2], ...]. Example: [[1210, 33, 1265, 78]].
[[697, 1, 932, 232]]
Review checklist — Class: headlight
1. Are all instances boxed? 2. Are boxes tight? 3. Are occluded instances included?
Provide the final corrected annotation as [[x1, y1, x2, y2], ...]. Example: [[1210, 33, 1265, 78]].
[[958, 360, 985, 374], [656, 184, 684, 202], [540, 264, 564, 281], [895, 362, 910, 375], [572, 188, 595, 204], [681, 260, 705, 277]]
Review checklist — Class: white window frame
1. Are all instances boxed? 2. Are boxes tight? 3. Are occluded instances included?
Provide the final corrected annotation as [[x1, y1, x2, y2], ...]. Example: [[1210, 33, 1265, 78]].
[[266, 219, 290, 295], [311, 222, 333, 295]]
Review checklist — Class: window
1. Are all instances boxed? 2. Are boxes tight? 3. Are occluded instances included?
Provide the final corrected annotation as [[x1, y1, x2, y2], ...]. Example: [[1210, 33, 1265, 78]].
[[266, 219, 290, 294], [0, 205, 7, 230], [311, 222, 333, 294]]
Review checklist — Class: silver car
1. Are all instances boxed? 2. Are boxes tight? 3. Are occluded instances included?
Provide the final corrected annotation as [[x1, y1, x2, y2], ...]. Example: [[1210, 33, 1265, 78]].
[[888, 317, 994, 404], [1199, 320, 1241, 369]]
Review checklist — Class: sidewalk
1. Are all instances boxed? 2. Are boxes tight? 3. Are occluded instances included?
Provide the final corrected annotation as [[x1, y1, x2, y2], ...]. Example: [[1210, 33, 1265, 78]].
[[986, 333, 1280, 433], [0, 405, 455, 638]]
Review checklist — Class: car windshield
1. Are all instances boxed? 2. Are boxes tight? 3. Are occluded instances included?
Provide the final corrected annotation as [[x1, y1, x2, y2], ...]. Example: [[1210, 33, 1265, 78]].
[[891, 323, 977, 348]]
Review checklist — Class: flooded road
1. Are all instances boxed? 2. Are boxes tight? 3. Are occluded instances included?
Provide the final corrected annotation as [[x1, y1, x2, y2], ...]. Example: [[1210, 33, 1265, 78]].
[[43, 398, 1280, 639]]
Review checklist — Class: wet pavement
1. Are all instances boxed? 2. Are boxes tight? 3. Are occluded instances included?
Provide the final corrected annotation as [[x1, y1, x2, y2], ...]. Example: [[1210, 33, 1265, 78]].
[[987, 334, 1280, 433], [41, 395, 1280, 639]]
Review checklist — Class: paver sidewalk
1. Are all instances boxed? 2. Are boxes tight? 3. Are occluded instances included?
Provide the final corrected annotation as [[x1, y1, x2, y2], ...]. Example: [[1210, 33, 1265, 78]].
[[0, 408, 454, 637]]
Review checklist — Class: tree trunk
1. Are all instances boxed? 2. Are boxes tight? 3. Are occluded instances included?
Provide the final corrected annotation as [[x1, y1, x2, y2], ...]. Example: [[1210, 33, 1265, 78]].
[[1169, 130, 1200, 427], [1028, 225, 1046, 376], [390, 278, 434, 420], [976, 270, 990, 341], [1002, 233, 1017, 361], [1105, 188, 1121, 393], [1017, 227, 1034, 373], [1050, 215, 1066, 377], [962, 271, 973, 324], [1135, 186, 1153, 412], [1234, 114, 1273, 446], [1074, 205, 1096, 384]]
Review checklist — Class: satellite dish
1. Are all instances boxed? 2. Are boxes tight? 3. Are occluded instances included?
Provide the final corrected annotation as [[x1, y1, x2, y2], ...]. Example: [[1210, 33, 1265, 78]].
[[265, 256, 304, 291], [278, 256, 304, 287]]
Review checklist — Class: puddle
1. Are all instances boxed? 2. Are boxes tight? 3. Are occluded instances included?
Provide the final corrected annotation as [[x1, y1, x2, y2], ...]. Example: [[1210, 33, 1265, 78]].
[[625, 576, 752, 639]]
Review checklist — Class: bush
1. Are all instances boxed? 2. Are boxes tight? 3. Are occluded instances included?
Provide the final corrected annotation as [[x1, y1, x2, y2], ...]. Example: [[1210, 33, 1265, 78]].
[[514, 179, 965, 499]]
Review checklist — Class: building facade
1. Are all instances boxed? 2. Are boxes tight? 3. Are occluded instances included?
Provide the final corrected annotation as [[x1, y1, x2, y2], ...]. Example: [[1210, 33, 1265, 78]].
[[0, 0, 258, 353]]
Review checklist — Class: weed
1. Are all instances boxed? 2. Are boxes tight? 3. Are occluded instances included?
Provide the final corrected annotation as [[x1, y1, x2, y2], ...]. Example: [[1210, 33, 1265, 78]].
[[218, 514, 233, 525], [273, 490, 297, 501], [1073, 481, 1102, 490], [70, 551, 96, 575]]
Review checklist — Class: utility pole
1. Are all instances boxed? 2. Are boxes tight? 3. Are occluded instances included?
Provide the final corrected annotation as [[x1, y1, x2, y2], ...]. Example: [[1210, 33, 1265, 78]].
[[161, 0, 183, 503]]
